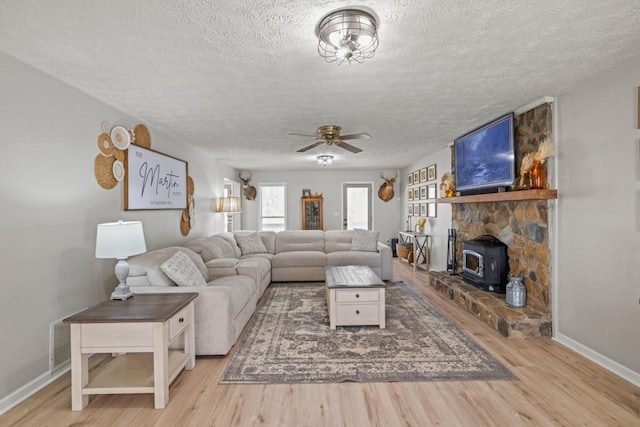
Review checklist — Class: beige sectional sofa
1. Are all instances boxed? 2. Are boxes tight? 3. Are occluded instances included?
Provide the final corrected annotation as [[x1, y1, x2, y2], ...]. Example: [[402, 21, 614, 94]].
[[126, 229, 392, 356]]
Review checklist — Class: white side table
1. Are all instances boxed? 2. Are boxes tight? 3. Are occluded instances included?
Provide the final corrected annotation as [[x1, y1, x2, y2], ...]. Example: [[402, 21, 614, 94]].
[[64, 293, 197, 410]]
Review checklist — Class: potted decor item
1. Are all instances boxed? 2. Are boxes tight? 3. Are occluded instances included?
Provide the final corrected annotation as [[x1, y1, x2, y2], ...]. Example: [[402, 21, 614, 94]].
[[440, 172, 455, 197], [530, 139, 554, 189], [506, 276, 526, 308], [514, 152, 535, 190], [416, 217, 426, 234]]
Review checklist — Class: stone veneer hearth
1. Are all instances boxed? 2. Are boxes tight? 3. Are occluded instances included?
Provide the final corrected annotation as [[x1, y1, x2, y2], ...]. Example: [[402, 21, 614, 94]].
[[427, 102, 554, 338]]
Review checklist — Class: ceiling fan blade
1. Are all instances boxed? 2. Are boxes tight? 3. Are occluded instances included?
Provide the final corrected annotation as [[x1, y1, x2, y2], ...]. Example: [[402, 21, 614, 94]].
[[288, 132, 317, 137], [336, 141, 362, 153], [296, 140, 325, 153], [340, 132, 371, 141]]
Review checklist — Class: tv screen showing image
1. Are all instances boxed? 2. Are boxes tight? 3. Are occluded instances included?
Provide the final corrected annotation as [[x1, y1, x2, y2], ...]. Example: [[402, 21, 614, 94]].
[[454, 113, 515, 194]]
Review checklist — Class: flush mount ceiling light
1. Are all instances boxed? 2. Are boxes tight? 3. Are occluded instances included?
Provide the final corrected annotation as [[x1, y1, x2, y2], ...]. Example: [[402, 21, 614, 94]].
[[317, 8, 379, 65], [316, 155, 334, 166]]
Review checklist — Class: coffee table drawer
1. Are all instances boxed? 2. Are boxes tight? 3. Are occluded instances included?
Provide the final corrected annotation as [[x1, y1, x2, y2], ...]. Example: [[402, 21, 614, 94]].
[[335, 303, 380, 324], [335, 289, 380, 303], [169, 306, 190, 340]]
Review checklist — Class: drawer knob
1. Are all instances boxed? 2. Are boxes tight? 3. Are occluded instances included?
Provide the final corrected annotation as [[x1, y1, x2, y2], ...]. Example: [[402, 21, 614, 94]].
[[179, 317, 184, 323], [355, 310, 360, 315], [355, 293, 360, 298]]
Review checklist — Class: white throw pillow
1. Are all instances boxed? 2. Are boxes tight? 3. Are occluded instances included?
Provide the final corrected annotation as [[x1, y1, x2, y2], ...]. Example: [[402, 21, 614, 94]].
[[235, 232, 268, 256], [351, 229, 379, 252], [160, 251, 207, 287]]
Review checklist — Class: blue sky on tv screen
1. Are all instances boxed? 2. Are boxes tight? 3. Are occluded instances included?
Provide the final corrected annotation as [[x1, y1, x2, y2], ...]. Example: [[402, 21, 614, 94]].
[[455, 117, 514, 190]]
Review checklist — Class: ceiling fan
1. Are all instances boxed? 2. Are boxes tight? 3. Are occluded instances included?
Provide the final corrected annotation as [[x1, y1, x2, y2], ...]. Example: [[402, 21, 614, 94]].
[[289, 125, 371, 153]]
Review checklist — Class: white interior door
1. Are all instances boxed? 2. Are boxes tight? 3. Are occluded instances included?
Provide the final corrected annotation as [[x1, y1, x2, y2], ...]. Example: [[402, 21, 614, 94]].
[[342, 183, 373, 230]]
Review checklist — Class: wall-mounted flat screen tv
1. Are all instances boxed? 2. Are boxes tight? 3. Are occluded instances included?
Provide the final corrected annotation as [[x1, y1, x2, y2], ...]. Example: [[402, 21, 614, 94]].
[[454, 113, 515, 195]]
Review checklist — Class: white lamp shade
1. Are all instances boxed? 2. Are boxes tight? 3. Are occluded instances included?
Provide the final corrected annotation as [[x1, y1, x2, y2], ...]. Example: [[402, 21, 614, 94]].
[[217, 196, 242, 213], [95, 221, 147, 259]]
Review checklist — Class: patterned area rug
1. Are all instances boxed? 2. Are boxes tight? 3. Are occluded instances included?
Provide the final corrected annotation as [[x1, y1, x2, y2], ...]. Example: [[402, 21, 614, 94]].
[[221, 282, 516, 383]]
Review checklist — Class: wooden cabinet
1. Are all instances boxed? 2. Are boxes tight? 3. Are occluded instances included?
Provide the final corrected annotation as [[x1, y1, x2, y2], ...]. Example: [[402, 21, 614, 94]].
[[301, 196, 323, 230]]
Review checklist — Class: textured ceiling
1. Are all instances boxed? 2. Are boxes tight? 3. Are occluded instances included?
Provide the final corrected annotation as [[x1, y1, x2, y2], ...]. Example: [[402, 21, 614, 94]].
[[1, 1, 640, 171]]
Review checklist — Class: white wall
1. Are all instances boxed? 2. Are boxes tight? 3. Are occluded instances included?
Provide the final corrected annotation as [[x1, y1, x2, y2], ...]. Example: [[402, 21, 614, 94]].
[[239, 169, 402, 244], [0, 51, 237, 404], [402, 148, 453, 271], [556, 56, 640, 378]]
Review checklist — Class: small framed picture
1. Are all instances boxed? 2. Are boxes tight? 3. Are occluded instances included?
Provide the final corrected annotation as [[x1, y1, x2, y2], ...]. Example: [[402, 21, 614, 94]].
[[427, 183, 437, 199], [302, 189, 311, 198], [413, 170, 419, 184], [407, 173, 413, 186], [408, 188, 414, 201], [427, 164, 437, 181], [419, 168, 427, 183], [420, 185, 427, 200], [408, 204, 414, 215], [427, 202, 437, 218], [420, 203, 427, 217], [414, 203, 420, 216]]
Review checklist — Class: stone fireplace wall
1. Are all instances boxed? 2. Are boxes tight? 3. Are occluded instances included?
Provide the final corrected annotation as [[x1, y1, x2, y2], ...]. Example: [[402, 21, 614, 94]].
[[452, 103, 553, 315]]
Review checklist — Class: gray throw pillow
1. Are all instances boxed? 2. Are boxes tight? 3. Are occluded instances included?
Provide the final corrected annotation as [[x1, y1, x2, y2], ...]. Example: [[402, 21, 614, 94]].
[[235, 232, 268, 256], [160, 251, 207, 287], [351, 229, 379, 252]]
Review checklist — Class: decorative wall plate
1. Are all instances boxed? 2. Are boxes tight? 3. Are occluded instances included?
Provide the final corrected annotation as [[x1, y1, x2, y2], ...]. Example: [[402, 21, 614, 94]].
[[94, 154, 117, 189], [113, 148, 125, 162], [110, 126, 132, 150], [101, 121, 112, 133], [97, 133, 114, 156], [112, 160, 125, 182], [133, 124, 151, 148]]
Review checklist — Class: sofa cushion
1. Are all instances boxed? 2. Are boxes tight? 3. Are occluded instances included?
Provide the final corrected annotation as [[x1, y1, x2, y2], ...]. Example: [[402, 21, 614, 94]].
[[160, 251, 207, 287], [276, 230, 325, 253], [272, 251, 326, 268], [128, 247, 207, 287], [351, 229, 379, 252], [184, 235, 236, 261], [235, 232, 268, 256], [324, 230, 354, 253], [327, 250, 381, 268]]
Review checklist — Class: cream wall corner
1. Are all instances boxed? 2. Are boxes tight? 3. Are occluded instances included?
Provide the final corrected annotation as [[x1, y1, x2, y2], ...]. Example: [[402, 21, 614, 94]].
[[0, 51, 237, 406]]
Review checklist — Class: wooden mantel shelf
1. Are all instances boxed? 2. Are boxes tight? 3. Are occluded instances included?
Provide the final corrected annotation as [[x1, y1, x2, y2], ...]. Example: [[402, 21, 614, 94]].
[[436, 189, 557, 204]]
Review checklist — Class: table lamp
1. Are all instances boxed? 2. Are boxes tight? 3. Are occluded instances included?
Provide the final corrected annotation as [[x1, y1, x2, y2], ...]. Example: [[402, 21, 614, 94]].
[[217, 196, 242, 232], [95, 220, 147, 300]]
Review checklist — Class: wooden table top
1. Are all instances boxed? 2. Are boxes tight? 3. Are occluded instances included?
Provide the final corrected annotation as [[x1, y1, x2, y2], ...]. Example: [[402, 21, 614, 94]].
[[325, 265, 385, 289], [63, 293, 198, 323]]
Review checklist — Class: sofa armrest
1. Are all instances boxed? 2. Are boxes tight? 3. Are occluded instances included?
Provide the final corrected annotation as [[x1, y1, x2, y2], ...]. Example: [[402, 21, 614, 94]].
[[377, 242, 393, 281], [132, 285, 235, 355]]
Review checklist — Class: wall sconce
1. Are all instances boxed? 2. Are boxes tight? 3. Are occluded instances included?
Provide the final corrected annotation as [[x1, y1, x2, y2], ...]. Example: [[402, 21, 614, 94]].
[[95, 220, 147, 300], [217, 196, 242, 232]]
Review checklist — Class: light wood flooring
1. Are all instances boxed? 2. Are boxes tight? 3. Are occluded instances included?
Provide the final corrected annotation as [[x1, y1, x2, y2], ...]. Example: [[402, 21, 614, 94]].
[[1, 259, 639, 426]]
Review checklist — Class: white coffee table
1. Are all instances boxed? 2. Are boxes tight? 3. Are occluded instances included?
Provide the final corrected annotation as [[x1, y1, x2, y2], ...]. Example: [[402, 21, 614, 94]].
[[325, 265, 386, 329]]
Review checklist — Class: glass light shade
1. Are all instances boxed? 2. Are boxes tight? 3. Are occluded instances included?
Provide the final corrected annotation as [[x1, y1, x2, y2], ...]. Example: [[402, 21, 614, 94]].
[[95, 221, 146, 259], [317, 8, 379, 65], [217, 196, 242, 213], [317, 155, 334, 166]]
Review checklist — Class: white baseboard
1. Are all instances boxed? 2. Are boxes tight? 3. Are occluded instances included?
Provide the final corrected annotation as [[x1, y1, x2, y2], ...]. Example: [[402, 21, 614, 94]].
[[555, 333, 640, 388], [0, 364, 70, 416]]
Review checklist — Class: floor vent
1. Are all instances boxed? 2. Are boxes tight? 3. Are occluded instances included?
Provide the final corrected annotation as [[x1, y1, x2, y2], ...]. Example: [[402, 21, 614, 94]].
[[49, 318, 71, 374]]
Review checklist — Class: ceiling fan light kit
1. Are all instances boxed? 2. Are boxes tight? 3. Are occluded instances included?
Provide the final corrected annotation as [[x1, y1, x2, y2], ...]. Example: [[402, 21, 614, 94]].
[[290, 124, 371, 155], [316, 155, 334, 166], [317, 8, 379, 65]]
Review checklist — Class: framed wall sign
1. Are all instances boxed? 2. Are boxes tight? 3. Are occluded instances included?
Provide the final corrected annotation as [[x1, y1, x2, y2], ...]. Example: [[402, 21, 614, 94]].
[[125, 145, 188, 210], [427, 183, 437, 199], [420, 185, 427, 200], [427, 164, 437, 181]]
